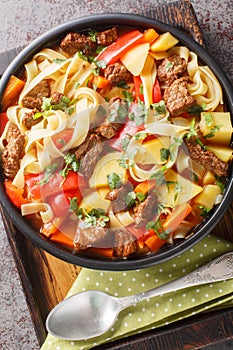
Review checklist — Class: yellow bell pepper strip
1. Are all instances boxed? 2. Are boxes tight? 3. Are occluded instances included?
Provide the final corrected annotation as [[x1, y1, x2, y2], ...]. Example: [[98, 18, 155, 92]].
[[97, 29, 159, 66], [1, 75, 25, 111]]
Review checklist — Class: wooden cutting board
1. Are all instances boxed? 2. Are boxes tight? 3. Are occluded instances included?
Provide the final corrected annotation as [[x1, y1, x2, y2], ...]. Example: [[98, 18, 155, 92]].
[[1, 1, 233, 349]]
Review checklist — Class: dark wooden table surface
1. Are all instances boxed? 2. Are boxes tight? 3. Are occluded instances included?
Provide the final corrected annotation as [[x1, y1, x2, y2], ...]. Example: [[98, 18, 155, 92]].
[[0, 1, 232, 350]]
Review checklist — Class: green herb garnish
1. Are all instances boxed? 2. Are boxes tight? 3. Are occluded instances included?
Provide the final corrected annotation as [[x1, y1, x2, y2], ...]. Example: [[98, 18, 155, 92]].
[[61, 152, 80, 178], [107, 172, 122, 190], [38, 163, 58, 185]]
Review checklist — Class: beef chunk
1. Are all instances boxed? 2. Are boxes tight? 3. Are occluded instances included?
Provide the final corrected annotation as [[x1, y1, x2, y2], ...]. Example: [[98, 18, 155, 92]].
[[60, 27, 118, 57], [96, 121, 122, 139], [79, 136, 104, 177], [50, 91, 64, 105], [22, 80, 50, 110], [104, 62, 132, 84], [21, 108, 42, 129], [74, 133, 101, 161], [97, 27, 118, 46], [60, 32, 97, 56], [163, 77, 196, 116], [74, 219, 108, 250], [134, 192, 157, 228], [2, 123, 25, 179], [114, 228, 138, 257], [185, 139, 229, 177], [157, 55, 187, 87], [105, 182, 134, 213]]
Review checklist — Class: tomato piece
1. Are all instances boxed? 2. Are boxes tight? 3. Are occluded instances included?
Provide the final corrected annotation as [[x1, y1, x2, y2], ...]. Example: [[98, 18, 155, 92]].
[[4, 179, 28, 208], [152, 78, 162, 103], [0, 112, 8, 135]]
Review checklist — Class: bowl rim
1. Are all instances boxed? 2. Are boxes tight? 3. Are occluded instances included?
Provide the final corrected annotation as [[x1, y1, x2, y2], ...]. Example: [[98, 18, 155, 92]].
[[0, 13, 232, 270]]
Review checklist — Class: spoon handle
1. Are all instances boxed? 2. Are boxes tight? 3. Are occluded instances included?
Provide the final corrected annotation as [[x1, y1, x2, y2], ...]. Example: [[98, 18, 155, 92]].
[[120, 252, 233, 307]]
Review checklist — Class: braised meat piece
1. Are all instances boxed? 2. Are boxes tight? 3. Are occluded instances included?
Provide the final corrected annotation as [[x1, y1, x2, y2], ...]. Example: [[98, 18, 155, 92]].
[[185, 139, 229, 177], [105, 182, 134, 213], [96, 97, 127, 139], [96, 121, 122, 139], [50, 91, 64, 105], [21, 108, 42, 129], [163, 77, 196, 116], [157, 55, 187, 87], [60, 32, 97, 56], [134, 192, 157, 228], [22, 80, 50, 110], [60, 27, 118, 57], [97, 27, 118, 46], [75, 133, 102, 161], [74, 219, 108, 250], [2, 123, 25, 179], [104, 62, 132, 84], [79, 137, 104, 177], [114, 228, 138, 257]]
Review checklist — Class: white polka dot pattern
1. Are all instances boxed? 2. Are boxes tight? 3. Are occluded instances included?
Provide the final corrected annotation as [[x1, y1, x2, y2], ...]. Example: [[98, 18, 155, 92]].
[[41, 235, 233, 350]]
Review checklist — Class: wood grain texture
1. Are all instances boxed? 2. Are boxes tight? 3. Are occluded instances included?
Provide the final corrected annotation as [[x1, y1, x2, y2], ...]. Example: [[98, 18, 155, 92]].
[[1, 1, 233, 349]]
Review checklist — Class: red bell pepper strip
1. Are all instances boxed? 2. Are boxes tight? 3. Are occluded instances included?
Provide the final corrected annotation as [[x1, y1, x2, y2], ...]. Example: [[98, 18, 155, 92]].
[[47, 189, 82, 217], [0, 112, 8, 135], [108, 119, 144, 151], [52, 129, 74, 149], [133, 76, 144, 102], [4, 179, 28, 208], [25, 171, 85, 201], [152, 78, 162, 103], [97, 30, 144, 65]]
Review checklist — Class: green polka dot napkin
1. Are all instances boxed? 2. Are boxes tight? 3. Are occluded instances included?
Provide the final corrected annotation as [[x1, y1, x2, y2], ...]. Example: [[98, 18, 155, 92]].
[[41, 234, 233, 350]]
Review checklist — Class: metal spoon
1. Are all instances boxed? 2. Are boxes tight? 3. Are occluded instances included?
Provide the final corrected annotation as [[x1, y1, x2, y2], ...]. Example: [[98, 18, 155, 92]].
[[46, 252, 233, 340]]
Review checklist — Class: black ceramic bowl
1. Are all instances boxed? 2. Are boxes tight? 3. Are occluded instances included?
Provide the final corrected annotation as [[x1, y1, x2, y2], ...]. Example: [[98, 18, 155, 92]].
[[0, 13, 232, 270]]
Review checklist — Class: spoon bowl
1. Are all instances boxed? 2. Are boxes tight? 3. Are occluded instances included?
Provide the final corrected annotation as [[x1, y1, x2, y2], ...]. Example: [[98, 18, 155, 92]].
[[46, 252, 233, 340]]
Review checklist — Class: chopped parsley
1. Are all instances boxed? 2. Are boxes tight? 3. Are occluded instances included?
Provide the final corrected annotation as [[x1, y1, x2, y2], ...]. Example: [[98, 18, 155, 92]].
[[146, 218, 171, 240], [109, 101, 128, 123], [149, 166, 166, 186], [165, 61, 174, 72], [203, 112, 214, 126], [116, 81, 130, 89], [132, 132, 147, 141], [186, 118, 198, 140], [204, 124, 223, 138], [61, 152, 80, 178], [88, 30, 98, 42], [34, 95, 77, 119], [121, 135, 130, 151], [107, 172, 122, 190], [188, 103, 206, 117], [38, 163, 58, 185], [129, 100, 148, 126], [53, 58, 67, 64], [125, 190, 147, 207], [160, 147, 170, 162], [198, 205, 211, 217], [69, 201, 109, 228], [151, 100, 167, 116]]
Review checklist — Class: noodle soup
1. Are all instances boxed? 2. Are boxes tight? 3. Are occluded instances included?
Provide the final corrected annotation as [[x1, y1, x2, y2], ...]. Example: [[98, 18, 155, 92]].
[[0, 24, 232, 260]]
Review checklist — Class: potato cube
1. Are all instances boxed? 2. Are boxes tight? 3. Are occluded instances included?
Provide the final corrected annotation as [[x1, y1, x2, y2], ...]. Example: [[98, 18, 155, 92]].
[[194, 184, 221, 209], [200, 112, 233, 145], [150, 32, 179, 52]]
